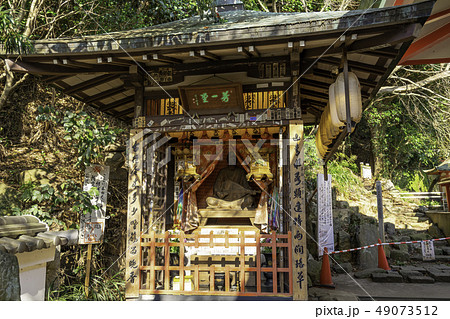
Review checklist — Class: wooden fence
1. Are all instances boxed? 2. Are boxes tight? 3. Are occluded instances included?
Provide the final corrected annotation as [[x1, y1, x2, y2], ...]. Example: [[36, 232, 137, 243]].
[[139, 231, 292, 297]]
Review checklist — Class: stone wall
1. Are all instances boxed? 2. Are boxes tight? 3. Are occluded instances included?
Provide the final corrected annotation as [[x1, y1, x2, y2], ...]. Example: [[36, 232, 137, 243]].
[[0, 250, 21, 301]]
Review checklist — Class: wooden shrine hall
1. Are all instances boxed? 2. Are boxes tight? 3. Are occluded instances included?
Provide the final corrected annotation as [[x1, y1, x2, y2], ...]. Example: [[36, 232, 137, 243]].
[[1, 0, 437, 300]]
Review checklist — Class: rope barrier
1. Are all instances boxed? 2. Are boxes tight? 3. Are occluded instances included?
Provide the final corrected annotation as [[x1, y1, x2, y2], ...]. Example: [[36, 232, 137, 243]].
[[327, 237, 450, 255]]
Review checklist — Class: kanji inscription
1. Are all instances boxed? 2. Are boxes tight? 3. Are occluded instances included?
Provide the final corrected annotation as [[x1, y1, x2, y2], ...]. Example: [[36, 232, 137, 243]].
[[125, 130, 143, 298], [289, 120, 307, 300]]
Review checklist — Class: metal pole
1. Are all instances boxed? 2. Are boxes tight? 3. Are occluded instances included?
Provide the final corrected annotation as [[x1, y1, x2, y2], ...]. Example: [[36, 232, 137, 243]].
[[375, 181, 384, 241]]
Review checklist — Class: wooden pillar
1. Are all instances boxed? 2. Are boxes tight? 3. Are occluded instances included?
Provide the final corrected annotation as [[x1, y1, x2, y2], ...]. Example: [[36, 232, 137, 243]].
[[288, 120, 307, 300], [125, 129, 144, 299], [129, 65, 145, 119], [134, 85, 144, 118], [289, 51, 300, 110]]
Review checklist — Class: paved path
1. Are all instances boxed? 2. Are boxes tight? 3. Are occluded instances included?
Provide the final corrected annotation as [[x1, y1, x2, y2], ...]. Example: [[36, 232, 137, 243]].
[[314, 272, 450, 300]]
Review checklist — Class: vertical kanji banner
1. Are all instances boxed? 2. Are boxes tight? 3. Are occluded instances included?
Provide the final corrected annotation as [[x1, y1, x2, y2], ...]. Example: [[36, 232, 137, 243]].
[[317, 173, 334, 256], [288, 120, 307, 300], [125, 129, 143, 298], [79, 165, 110, 245]]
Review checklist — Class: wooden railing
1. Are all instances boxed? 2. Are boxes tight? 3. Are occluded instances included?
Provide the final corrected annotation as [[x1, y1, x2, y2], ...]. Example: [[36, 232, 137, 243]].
[[139, 231, 292, 297], [395, 192, 444, 200], [394, 192, 446, 210]]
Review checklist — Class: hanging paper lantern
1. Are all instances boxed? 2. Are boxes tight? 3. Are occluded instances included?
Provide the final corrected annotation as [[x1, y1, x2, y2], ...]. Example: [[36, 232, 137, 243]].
[[334, 72, 362, 123]]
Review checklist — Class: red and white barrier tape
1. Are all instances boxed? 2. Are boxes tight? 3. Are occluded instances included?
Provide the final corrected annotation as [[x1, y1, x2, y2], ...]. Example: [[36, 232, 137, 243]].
[[328, 237, 450, 255]]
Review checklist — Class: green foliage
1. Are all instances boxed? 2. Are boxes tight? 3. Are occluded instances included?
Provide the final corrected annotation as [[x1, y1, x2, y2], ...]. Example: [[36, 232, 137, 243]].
[[0, 6, 32, 53], [242, 0, 360, 12], [407, 171, 428, 193], [90, 0, 199, 33], [392, 170, 430, 192], [328, 152, 362, 195], [363, 63, 449, 190], [37, 105, 123, 168], [48, 269, 125, 301], [304, 129, 363, 196], [11, 181, 98, 227], [365, 97, 444, 189]]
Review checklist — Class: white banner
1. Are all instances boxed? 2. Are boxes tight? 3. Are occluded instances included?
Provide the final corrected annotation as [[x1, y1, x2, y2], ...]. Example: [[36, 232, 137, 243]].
[[317, 173, 334, 256], [79, 165, 110, 244], [421, 240, 435, 261]]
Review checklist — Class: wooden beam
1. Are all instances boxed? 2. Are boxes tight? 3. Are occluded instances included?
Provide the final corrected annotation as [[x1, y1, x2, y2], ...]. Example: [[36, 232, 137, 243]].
[[189, 50, 220, 61], [300, 88, 328, 101], [289, 51, 300, 109], [42, 74, 73, 83], [300, 79, 331, 90], [5, 59, 128, 75], [318, 57, 387, 76], [199, 49, 220, 61], [98, 95, 134, 112], [83, 86, 127, 104], [301, 23, 420, 59], [237, 46, 252, 58], [144, 90, 179, 100], [307, 69, 376, 88], [61, 58, 94, 69], [151, 53, 182, 64], [302, 99, 325, 111], [115, 107, 134, 117], [134, 84, 144, 118], [248, 45, 261, 57], [173, 56, 290, 75], [360, 47, 398, 59], [104, 56, 135, 67], [64, 74, 118, 94]]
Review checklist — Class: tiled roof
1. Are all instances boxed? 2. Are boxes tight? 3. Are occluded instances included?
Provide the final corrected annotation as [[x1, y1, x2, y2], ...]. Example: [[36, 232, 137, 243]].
[[425, 158, 450, 174], [0, 215, 78, 254]]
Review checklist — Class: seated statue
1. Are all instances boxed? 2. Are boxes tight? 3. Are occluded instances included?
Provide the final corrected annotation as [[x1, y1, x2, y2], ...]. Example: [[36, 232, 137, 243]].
[[206, 165, 258, 209]]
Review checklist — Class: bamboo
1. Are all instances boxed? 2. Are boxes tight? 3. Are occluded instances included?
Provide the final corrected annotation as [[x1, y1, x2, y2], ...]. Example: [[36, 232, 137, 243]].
[[84, 244, 92, 298], [164, 232, 170, 290]]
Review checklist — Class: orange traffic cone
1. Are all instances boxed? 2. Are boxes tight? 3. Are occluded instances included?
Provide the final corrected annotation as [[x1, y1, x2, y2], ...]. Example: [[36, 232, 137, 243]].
[[319, 247, 335, 288], [377, 239, 391, 271]]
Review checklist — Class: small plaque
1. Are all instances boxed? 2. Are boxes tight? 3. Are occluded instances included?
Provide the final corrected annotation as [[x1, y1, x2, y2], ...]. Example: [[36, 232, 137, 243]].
[[179, 83, 244, 115]]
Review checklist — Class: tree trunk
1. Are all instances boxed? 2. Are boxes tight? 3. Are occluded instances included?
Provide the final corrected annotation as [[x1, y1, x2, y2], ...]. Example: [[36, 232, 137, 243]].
[[0, 64, 15, 110], [0, 62, 28, 110]]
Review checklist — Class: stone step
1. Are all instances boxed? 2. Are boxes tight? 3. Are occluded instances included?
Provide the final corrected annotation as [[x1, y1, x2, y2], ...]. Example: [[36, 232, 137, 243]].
[[411, 254, 450, 262], [398, 270, 436, 283], [372, 272, 403, 283], [426, 268, 450, 282], [408, 275, 435, 284], [442, 247, 450, 255]]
